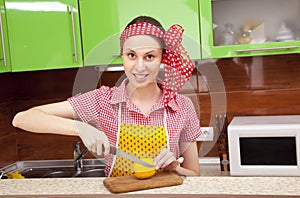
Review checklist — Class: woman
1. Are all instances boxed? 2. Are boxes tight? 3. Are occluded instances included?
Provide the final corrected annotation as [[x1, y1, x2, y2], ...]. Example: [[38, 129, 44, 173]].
[[12, 16, 201, 177]]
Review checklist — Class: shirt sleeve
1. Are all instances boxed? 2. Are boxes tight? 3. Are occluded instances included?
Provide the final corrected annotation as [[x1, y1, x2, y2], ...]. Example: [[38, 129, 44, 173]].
[[179, 95, 202, 142], [67, 86, 111, 125]]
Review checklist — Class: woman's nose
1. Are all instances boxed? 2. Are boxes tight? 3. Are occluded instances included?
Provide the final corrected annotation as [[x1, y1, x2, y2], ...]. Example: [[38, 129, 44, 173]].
[[135, 58, 145, 71], [135, 64, 146, 72]]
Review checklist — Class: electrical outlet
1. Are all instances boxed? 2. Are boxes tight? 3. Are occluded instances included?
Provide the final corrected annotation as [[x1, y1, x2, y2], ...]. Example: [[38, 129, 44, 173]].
[[196, 127, 214, 141]]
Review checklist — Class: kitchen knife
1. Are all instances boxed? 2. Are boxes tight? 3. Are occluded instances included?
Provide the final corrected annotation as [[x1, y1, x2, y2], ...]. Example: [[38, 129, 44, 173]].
[[109, 146, 154, 168]]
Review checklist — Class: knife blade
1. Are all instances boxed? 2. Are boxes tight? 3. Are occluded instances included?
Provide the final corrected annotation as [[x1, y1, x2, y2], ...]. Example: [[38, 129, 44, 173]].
[[109, 146, 154, 168]]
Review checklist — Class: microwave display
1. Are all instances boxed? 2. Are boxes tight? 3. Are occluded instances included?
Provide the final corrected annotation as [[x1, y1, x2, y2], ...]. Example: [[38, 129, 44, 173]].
[[239, 137, 297, 165]]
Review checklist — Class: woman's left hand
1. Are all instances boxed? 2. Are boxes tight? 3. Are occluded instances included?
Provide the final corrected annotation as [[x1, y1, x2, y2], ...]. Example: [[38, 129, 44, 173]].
[[153, 148, 184, 170]]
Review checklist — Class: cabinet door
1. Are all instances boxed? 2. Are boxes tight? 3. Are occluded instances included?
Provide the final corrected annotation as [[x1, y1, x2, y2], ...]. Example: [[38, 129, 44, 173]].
[[200, 0, 300, 59], [79, 0, 201, 67], [5, 0, 82, 72], [0, 0, 11, 73]]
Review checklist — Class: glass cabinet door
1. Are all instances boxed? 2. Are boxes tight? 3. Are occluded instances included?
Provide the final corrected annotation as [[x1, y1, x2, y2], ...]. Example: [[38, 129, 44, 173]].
[[200, 0, 300, 59]]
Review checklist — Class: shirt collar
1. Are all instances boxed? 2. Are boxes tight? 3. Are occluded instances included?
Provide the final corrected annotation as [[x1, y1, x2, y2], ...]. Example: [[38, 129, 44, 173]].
[[165, 96, 180, 111], [110, 78, 179, 112], [111, 79, 128, 105]]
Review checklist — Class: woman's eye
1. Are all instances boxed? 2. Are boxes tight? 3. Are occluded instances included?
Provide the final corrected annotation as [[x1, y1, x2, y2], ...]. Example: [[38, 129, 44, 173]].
[[146, 55, 154, 60], [128, 53, 135, 58]]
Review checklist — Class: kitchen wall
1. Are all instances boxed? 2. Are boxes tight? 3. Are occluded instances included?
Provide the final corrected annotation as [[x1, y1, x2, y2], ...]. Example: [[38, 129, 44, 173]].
[[1, 54, 300, 167], [0, 73, 16, 168], [198, 54, 300, 123], [196, 54, 300, 156]]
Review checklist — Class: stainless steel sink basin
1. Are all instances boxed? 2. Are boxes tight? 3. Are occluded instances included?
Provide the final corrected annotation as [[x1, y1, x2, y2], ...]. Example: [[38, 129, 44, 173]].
[[75, 169, 105, 177], [1, 159, 106, 178], [41, 168, 105, 178], [43, 170, 75, 178]]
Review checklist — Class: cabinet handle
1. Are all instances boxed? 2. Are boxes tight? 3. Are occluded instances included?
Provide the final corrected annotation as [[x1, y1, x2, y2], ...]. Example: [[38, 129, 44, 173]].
[[235, 46, 299, 53], [112, 54, 121, 57], [0, 11, 7, 66], [68, 5, 78, 62]]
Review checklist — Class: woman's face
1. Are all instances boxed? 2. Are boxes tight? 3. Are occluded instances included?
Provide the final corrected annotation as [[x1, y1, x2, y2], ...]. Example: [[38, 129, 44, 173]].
[[122, 35, 163, 92]]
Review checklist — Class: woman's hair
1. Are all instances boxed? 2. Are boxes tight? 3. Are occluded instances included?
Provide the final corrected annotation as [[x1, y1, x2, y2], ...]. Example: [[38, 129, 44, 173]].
[[126, 16, 165, 32], [125, 16, 166, 50]]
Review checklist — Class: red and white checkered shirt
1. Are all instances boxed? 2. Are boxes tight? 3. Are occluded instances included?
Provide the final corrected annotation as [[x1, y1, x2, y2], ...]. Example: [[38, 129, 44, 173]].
[[68, 79, 201, 175]]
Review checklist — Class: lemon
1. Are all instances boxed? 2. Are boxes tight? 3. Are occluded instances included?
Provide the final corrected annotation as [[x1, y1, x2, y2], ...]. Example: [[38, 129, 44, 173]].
[[133, 158, 156, 179], [7, 171, 25, 179]]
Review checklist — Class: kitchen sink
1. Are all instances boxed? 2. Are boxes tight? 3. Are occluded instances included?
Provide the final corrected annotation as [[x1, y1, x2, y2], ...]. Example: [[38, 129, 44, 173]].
[[75, 169, 105, 177], [42, 170, 75, 178], [1, 159, 106, 178], [41, 168, 105, 178]]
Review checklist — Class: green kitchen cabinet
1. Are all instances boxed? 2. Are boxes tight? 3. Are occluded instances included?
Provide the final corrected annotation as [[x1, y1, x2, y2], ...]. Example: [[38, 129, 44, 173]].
[[5, 0, 82, 72], [0, 0, 11, 73], [200, 0, 300, 59], [79, 0, 201, 67]]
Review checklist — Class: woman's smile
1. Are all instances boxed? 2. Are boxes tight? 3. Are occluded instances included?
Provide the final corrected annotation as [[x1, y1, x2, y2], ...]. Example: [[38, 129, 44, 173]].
[[133, 73, 149, 81]]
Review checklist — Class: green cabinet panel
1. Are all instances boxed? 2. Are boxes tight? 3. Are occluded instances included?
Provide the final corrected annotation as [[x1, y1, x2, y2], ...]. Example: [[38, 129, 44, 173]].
[[5, 0, 82, 72], [79, 0, 201, 67], [0, 0, 11, 73], [200, 0, 300, 59]]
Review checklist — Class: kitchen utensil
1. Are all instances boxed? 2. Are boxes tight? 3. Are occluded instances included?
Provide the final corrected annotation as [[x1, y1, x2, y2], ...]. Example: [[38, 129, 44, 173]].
[[216, 114, 230, 172], [109, 146, 154, 168], [103, 171, 183, 193]]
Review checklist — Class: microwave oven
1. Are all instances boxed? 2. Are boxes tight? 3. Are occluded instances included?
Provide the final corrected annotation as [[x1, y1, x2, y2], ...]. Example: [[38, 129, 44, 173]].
[[228, 115, 300, 176]]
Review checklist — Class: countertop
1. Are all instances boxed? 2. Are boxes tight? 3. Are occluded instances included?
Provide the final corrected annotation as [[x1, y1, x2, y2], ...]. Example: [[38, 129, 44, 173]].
[[1, 161, 300, 198], [2, 176, 300, 197]]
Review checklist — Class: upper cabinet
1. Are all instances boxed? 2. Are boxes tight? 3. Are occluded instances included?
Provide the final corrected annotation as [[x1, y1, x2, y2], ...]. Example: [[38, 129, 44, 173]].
[[5, 0, 82, 72], [3, 0, 300, 72], [79, 0, 201, 66], [200, 0, 300, 59], [0, 0, 11, 73]]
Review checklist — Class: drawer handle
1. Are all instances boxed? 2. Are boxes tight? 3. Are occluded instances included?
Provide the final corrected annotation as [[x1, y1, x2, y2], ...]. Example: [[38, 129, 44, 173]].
[[68, 5, 78, 62], [235, 45, 299, 53], [0, 11, 7, 66]]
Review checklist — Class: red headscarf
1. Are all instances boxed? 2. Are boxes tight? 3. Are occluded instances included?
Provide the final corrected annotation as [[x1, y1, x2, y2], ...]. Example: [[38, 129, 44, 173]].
[[120, 22, 195, 106]]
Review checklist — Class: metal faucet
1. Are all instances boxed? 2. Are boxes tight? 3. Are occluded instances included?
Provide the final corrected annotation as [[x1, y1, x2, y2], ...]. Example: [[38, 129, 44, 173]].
[[0, 170, 4, 179], [73, 142, 89, 171]]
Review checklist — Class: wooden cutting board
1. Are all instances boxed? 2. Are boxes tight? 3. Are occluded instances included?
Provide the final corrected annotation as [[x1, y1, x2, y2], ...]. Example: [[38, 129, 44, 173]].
[[103, 171, 183, 193]]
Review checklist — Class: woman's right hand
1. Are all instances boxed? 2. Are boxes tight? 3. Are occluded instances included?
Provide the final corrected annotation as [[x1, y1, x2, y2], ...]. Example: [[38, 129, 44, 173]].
[[12, 100, 110, 156], [75, 121, 110, 156]]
